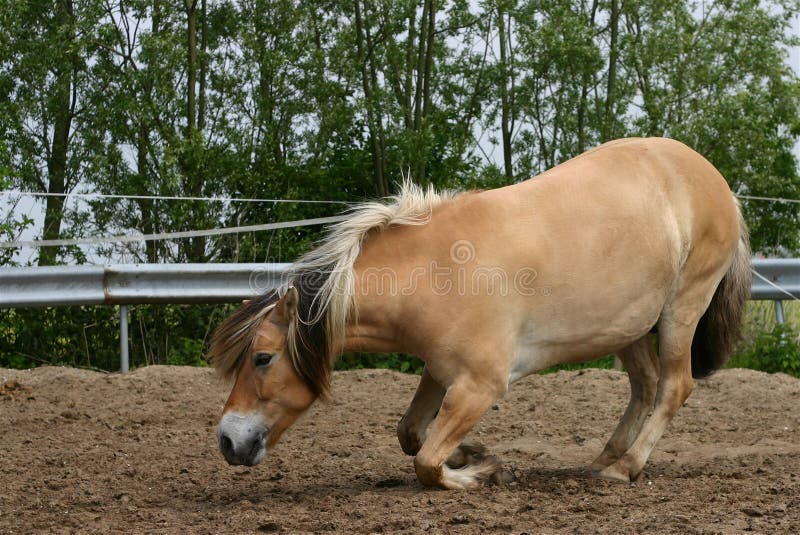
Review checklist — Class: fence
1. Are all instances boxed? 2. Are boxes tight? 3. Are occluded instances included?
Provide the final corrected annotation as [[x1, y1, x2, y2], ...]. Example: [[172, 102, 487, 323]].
[[0, 259, 797, 372], [0, 263, 288, 372]]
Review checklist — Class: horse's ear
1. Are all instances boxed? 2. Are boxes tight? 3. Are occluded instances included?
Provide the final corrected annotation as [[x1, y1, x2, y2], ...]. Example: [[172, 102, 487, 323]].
[[272, 287, 298, 326]]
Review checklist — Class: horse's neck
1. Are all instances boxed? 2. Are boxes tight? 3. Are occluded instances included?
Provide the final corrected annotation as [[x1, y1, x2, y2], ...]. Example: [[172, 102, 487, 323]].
[[341, 264, 406, 354], [342, 295, 404, 354], [342, 323, 401, 353]]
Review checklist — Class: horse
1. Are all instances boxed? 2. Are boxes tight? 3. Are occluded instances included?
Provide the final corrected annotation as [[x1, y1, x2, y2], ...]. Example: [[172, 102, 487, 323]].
[[209, 137, 751, 490]]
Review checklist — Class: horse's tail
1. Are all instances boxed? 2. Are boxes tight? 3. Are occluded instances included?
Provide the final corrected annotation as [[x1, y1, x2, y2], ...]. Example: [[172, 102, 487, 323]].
[[691, 199, 751, 378]]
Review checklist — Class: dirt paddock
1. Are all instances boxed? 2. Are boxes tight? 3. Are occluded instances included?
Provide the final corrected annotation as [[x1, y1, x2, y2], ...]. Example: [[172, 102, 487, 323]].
[[1, 366, 799, 534]]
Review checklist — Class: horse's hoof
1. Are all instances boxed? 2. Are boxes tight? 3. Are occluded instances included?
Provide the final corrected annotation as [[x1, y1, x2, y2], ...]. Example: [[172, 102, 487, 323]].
[[490, 468, 516, 485], [446, 441, 488, 469], [598, 463, 631, 483], [588, 461, 612, 472], [589, 451, 618, 471]]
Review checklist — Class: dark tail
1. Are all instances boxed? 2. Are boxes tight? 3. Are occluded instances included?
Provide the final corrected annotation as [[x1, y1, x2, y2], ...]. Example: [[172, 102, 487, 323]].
[[691, 200, 751, 378]]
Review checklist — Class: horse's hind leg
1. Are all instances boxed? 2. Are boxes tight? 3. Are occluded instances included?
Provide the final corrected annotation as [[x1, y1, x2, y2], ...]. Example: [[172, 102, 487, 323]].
[[599, 316, 699, 483], [590, 336, 659, 471], [398, 367, 488, 468]]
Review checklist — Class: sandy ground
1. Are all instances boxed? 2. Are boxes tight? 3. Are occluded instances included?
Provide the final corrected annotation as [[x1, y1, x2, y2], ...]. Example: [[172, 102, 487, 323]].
[[0, 365, 799, 534]]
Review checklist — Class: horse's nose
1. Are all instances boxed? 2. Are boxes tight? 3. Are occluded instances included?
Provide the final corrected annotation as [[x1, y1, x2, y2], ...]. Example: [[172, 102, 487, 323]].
[[219, 432, 236, 461], [218, 428, 266, 466], [217, 413, 268, 466]]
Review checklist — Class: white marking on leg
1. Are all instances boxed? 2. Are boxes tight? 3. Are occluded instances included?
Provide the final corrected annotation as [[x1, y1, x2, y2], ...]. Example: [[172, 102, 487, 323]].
[[440, 458, 499, 490]]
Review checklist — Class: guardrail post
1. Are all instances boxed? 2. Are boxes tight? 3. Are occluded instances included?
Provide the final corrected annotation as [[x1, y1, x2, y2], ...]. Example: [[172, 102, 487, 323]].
[[774, 300, 785, 325], [120, 305, 129, 373]]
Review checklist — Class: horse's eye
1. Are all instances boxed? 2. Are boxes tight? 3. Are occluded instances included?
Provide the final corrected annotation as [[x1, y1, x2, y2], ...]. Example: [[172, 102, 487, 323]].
[[253, 352, 275, 368]]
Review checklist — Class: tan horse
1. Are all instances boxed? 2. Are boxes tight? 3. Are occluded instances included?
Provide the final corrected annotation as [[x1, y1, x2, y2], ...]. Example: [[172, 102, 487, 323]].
[[209, 137, 751, 489]]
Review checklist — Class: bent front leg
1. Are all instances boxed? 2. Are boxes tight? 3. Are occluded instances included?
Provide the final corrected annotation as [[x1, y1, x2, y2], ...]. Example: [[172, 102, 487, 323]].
[[413, 380, 501, 490], [397, 367, 445, 456]]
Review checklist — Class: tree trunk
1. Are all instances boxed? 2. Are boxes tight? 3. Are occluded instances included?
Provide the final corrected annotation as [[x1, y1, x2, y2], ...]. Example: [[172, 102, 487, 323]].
[[133, 0, 161, 265], [198, 0, 207, 132], [602, 0, 619, 142], [136, 122, 157, 263], [497, 3, 513, 182], [39, 0, 75, 266], [576, 0, 598, 153], [354, 0, 388, 196], [186, 0, 197, 134], [416, 0, 436, 184], [404, 8, 416, 130], [184, 0, 205, 261]]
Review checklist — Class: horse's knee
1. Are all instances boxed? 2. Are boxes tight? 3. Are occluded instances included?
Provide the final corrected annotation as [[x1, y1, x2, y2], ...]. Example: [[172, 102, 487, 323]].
[[397, 417, 421, 456]]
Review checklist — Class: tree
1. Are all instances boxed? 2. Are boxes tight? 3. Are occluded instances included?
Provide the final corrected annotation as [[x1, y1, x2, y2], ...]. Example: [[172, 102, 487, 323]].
[[621, 0, 800, 253], [0, 0, 106, 265]]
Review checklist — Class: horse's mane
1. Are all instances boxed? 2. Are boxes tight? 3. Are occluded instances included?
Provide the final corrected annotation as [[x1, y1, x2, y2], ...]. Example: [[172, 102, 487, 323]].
[[208, 180, 458, 397]]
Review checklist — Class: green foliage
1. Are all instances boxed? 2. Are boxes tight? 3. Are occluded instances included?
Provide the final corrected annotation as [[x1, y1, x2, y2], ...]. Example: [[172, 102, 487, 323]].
[[729, 323, 800, 377], [0, 304, 220, 372], [0, 307, 119, 369], [540, 355, 617, 374], [336, 352, 425, 375], [167, 337, 208, 367]]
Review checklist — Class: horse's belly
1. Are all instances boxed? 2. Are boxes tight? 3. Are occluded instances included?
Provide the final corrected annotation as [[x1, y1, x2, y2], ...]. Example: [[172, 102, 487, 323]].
[[507, 292, 664, 383]]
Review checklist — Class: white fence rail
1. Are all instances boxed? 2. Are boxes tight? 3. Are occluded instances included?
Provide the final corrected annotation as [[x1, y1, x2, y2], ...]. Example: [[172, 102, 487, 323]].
[[0, 259, 796, 371]]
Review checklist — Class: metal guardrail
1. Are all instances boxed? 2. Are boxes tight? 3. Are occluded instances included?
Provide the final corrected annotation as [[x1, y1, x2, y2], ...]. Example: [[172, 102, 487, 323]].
[[0, 259, 796, 371], [749, 259, 800, 300], [0, 263, 290, 307], [0, 263, 289, 372]]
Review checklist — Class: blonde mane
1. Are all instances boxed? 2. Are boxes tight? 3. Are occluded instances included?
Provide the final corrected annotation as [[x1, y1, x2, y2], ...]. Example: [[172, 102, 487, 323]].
[[209, 180, 459, 396]]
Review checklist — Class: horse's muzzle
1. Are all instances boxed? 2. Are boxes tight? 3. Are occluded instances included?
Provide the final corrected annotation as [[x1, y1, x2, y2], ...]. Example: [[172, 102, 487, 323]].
[[217, 412, 268, 466]]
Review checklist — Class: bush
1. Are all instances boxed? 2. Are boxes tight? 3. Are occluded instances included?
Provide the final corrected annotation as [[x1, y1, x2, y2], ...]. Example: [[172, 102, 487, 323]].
[[167, 337, 208, 367], [335, 352, 425, 375], [0, 304, 219, 372], [541, 354, 617, 374], [728, 323, 800, 377]]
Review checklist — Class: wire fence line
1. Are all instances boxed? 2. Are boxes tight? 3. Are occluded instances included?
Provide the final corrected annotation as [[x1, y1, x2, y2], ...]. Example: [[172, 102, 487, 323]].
[[2, 190, 800, 251], [0, 190, 351, 205], [751, 268, 800, 303], [0, 215, 348, 249], [736, 194, 800, 204], [6, 190, 800, 205]]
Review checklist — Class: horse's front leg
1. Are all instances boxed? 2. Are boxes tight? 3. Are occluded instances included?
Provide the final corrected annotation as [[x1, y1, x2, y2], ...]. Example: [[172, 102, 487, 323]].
[[398, 368, 489, 469], [413, 379, 503, 490], [397, 367, 444, 456]]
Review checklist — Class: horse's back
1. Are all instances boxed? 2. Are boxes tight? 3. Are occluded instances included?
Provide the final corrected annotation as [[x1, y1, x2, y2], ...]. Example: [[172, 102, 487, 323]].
[[459, 137, 738, 272]]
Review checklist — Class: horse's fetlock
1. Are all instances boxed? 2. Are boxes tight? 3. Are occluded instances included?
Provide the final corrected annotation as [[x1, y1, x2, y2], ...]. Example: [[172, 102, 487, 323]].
[[414, 455, 442, 488]]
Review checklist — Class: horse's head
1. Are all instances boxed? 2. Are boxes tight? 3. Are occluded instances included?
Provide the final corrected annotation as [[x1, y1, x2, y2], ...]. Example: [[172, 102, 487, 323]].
[[212, 288, 319, 467]]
